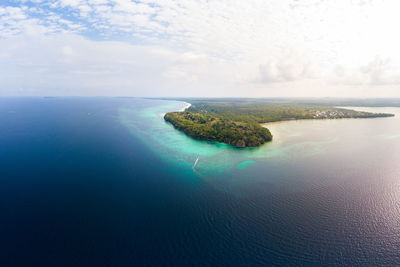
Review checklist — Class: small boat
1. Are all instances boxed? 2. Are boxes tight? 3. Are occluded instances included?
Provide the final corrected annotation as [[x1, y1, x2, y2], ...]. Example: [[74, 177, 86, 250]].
[[192, 156, 199, 169]]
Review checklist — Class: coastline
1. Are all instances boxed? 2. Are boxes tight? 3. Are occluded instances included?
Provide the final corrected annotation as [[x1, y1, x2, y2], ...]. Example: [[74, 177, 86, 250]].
[[261, 106, 395, 128], [179, 102, 191, 112], [160, 101, 191, 118]]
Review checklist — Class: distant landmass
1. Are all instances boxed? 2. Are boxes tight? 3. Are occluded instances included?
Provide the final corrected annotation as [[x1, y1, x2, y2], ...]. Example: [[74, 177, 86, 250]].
[[164, 99, 394, 147]]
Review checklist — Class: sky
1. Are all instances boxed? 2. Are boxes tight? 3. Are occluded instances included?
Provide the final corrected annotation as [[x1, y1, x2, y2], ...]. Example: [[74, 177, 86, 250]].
[[1, 0, 400, 97]]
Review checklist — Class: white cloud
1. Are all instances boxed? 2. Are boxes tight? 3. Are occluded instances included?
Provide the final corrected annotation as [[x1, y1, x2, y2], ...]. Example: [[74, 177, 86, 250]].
[[0, 34, 234, 96], [258, 52, 315, 83], [1, 0, 400, 96], [332, 57, 400, 86]]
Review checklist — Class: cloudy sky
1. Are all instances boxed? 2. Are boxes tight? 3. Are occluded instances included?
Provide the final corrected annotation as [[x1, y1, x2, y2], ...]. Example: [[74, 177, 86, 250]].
[[1, 0, 400, 97]]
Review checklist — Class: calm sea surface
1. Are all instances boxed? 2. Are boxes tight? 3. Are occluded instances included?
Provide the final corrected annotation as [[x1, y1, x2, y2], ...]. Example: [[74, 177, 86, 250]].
[[1, 98, 400, 266]]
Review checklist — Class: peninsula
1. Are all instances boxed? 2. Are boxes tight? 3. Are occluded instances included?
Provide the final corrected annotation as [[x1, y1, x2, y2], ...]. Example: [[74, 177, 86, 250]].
[[164, 99, 394, 147]]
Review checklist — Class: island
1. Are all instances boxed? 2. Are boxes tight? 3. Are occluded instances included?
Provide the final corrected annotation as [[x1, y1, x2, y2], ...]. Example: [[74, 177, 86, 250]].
[[164, 99, 394, 147]]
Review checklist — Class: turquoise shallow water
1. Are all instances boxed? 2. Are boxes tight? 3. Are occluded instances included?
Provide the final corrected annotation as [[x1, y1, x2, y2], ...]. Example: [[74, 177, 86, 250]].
[[119, 100, 400, 197], [118, 99, 347, 193]]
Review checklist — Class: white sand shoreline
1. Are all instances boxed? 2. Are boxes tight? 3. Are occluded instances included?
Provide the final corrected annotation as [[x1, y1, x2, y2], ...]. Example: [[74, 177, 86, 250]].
[[160, 101, 191, 118], [179, 102, 191, 111]]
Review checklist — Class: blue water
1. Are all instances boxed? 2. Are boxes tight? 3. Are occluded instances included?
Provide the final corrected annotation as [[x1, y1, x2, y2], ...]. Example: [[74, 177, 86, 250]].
[[1, 97, 400, 266]]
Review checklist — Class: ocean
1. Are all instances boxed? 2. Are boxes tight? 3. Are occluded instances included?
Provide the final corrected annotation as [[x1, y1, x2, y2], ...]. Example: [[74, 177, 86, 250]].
[[1, 97, 400, 266]]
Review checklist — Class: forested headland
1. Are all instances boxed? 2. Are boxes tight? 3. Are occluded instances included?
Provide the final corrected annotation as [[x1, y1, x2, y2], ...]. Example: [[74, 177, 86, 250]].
[[164, 99, 394, 147]]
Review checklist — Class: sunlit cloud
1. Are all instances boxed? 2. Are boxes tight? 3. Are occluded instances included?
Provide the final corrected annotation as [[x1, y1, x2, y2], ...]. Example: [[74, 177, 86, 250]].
[[1, 0, 400, 96]]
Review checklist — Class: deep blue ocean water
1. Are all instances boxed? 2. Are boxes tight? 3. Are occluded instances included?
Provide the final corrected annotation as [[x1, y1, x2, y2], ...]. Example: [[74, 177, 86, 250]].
[[1, 97, 400, 266]]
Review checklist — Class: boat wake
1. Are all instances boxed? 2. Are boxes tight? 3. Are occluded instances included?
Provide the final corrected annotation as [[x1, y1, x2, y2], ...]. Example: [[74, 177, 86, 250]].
[[192, 156, 199, 170]]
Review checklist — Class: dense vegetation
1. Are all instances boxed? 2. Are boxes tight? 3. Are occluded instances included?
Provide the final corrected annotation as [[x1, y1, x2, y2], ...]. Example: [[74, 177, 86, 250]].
[[187, 102, 393, 122], [164, 111, 272, 147], [164, 99, 394, 147]]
